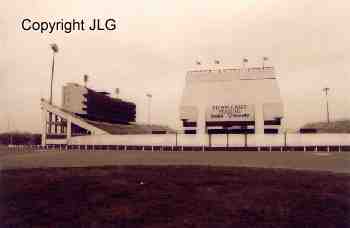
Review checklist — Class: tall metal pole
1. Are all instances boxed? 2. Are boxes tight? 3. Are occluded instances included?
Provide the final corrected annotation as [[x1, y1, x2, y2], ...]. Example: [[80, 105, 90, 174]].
[[84, 74, 89, 88], [146, 93, 152, 125], [49, 43, 59, 104], [48, 50, 55, 134], [7, 118, 12, 145], [323, 87, 330, 123], [49, 53, 55, 104], [326, 100, 330, 123], [115, 88, 120, 99], [48, 44, 58, 134]]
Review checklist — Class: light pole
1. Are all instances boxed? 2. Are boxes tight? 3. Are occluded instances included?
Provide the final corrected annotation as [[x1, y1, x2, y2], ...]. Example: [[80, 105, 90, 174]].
[[146, 93, 152, 125], [48, 43, 58, 134], [83, 74, 89, 87], [322, 87, 330, 123], [49, 43, 59, 104], [7, 117, 12, 145], [115, 88, 120, 99]]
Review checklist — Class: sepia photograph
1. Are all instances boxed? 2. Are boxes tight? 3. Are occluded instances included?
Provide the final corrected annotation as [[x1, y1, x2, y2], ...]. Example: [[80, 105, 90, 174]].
[[0, 0, 349, 227]]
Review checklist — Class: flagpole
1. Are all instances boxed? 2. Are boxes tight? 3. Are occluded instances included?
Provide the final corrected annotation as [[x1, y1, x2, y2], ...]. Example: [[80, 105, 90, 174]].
[[242, 58, 248, 69], [262, 58, 265, 69], [262, 57, 268, 69]]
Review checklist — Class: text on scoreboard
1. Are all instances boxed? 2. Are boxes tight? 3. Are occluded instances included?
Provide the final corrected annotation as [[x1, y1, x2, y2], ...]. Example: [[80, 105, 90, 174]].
[[206, 104, 255, 121]]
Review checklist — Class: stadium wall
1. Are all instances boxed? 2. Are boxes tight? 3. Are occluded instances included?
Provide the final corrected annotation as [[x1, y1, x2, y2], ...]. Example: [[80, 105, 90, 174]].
[[66, 133, 350, 147]]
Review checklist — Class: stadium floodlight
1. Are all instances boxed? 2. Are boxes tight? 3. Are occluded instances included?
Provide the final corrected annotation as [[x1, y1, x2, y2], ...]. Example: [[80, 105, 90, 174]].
[[146, 93, 152, 125], [48, 43, 59, 135], [322, 87, 330, 123], [83, 74, 89, 87], [50, 43, 59, 53], [49, 43, 59, 104]]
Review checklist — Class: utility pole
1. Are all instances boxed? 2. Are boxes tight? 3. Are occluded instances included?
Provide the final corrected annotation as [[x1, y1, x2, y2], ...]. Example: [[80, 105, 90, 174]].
[[146, 93, 152, 125], [115, 88, 120, 99], [84, 74, 89, 87], [322, 87, 330, 123]]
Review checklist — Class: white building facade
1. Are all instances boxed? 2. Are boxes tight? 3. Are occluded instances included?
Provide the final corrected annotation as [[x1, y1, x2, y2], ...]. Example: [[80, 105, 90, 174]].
[[179, 66, 284, 135]]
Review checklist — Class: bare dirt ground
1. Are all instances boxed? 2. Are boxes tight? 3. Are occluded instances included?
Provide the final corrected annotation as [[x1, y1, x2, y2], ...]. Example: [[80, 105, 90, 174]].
[[0, 166, 349, 228]]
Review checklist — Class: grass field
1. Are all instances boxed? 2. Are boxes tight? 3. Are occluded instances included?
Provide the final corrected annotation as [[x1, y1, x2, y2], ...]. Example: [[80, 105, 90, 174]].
[[0, 166, 349, 227], [0, 149, 349, 227], [0, 149, 349, 173]]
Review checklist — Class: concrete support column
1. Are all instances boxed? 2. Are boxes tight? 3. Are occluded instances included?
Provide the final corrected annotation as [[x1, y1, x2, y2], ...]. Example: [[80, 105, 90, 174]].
[[60, 117, 65, 134], [197, 107, 206, 135], [67, 119, 72, 145], [41, 109, 47, 146], [255, 103, 264, 134], [48, 112, 52, 134], [55, 115, 58, 133], [280, 117, 286, 134]]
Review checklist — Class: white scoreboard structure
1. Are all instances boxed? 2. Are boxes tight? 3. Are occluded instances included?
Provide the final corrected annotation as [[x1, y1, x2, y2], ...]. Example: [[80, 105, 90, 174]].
[[179, 66, 284, 135]]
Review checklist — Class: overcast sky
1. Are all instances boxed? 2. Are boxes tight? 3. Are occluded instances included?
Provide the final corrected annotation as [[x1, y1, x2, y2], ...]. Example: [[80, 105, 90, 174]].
[[1, 0, 349, 133]]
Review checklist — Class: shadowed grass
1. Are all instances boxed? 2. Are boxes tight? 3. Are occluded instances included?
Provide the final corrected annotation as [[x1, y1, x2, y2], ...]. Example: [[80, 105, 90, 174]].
[[0, 166, 349, 228]]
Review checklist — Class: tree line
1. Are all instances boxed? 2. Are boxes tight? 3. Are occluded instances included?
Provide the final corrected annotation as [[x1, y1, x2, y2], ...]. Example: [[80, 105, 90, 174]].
[[0, 132, 41, 145]]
